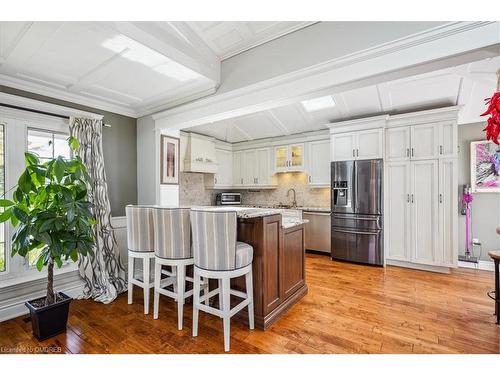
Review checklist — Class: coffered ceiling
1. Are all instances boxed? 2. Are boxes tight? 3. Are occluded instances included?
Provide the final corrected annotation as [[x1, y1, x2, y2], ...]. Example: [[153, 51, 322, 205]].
[[0, 21, 314, 117], [185, 22, 315, 60], [187, 56, 500, 143]]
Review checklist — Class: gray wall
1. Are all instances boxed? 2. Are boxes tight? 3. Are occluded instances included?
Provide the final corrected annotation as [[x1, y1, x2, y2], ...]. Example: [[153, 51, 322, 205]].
[[0, 85, 137, 216], [458, 122, 500, 261]]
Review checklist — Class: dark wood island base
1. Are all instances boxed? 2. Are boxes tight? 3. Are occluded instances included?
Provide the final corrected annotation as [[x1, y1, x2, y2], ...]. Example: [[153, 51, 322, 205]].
[[234, 214, 308, 330]]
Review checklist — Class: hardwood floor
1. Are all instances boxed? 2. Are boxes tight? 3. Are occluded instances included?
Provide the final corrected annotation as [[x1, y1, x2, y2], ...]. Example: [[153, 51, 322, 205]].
[[1, 254, 499, 354]]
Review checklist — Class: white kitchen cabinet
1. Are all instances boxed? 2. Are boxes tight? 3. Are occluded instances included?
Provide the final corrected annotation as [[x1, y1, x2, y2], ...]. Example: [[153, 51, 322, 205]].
[[410, 124, 439, 160], [386, 127, 411, 161], [232, 151, 244, 186], [308, 140, 330, 186], [331, 128, 383, 161], [214, 149, 233, 187], [410, 159, 439, 265], [438, 158, 458, 266], [386, 122, 457, 162], [331, 133, 356, 161], [243, 149, 257, 185], [274, 144, 305, 172], [386, 157, 456, 269], [356, 129, 384, 160], [438, 122, 458, 158], [256, 148, 272, 185], [385, 161, 411, 261]]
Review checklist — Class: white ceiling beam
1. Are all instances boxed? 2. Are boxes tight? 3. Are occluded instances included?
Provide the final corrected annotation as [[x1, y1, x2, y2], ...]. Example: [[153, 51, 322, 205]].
[[153, 22, 500, 130], [99, 21, 220, 85]]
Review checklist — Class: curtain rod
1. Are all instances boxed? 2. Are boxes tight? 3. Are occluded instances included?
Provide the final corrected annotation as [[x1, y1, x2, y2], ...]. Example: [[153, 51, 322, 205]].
[[0, 103, 112, 127]]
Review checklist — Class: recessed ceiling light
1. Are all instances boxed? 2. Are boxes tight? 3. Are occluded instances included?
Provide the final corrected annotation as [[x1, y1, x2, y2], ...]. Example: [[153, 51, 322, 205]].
[[102, 35, 201, 82], [301, 95, 336, 112]]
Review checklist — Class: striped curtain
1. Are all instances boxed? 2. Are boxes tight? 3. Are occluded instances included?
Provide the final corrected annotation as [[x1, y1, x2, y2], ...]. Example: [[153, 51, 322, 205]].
[[70, 117, 127, 303]]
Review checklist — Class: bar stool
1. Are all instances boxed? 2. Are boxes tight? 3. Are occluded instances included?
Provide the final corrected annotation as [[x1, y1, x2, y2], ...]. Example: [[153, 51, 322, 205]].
[[125, 205, 156, 314], [190, 209, 255, 352], [152, 207, 208, 329], [488, 250, 500, 324]]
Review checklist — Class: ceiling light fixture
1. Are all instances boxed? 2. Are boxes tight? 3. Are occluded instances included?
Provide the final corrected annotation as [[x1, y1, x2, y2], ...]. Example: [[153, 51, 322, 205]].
[[301, 95, 336, 112], [101, 35, 201, 82]]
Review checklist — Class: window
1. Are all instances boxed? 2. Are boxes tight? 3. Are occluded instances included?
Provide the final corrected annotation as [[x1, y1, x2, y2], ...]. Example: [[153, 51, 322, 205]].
[[26, 128, 71, 266], [0, 124, 5, 272]]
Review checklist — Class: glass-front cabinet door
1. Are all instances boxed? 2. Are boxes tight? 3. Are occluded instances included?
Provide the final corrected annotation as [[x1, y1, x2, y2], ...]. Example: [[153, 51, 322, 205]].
[[274, 146, 288, 172], [290, 144, 304, 169]]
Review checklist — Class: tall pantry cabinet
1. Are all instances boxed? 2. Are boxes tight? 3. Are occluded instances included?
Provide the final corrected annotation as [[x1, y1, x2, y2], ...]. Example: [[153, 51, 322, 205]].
[[385, 108, 459, 270]]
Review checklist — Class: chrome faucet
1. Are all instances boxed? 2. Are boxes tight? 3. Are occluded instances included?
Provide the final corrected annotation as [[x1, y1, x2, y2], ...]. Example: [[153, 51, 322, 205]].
[[287, 188, 297, 208]]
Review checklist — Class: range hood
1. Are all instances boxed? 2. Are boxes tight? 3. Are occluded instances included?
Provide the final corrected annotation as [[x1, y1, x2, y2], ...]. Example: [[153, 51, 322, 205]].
[[182, 132, 218, 173]]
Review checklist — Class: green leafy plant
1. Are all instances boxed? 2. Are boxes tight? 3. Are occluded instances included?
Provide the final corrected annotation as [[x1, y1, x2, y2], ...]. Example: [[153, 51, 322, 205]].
[[0, 136, 95, 306]]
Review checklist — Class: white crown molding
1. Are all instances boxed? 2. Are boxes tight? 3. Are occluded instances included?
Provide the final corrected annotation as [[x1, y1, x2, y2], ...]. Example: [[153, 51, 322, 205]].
[[0, 74, 132, 117], [387, 105, 462, 127], [0, 92, 104, 120], [152, 21, 499, 130], [327, 114, 388, 134]]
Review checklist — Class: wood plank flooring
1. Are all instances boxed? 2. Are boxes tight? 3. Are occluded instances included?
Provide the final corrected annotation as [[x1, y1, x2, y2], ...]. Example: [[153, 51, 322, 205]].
[[1, 254, 499, 354]]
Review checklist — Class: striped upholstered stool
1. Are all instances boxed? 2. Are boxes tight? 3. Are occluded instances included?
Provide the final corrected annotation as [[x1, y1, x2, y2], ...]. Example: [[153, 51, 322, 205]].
[[125, 205, 156, 314], [190, 209, 255, 352], [151, 207, 208, 329]]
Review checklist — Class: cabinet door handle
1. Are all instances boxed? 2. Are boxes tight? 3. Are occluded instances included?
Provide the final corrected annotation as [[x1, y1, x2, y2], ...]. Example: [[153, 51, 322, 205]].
[[406, 148, 409, 157], [411, 194, 414, 203], [353, 149, 355, 157], [309, 175, 311, 183], [411, 148, 414, 157], [356, 149, 359, 157], [439, 194, 443, 203], [407, 194, 410, 203], [241, 178, 243, 184], [215, 177, 217, 184], [439, 145, 443, 155]]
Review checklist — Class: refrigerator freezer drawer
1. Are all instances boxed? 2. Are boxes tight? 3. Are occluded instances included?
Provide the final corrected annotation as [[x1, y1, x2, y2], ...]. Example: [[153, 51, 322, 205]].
[[331, 214, 382, 231], [331, 227, 383, 266]]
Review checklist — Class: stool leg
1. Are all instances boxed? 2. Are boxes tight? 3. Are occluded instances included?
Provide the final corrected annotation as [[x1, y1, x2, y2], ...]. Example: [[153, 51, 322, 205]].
[[192, 270, 201, 337], [128, 255, 134, 304], [176, 264, 186, 330], [172, 266, 178, 301], [495, 260, 499, 324], [221, 277, 231, 352], [245, 270, 255, 330], [153, 262, 161, 319], [143, 257, 150, 315], [203, 277, 209, 306], [218, 279, 223, 312]]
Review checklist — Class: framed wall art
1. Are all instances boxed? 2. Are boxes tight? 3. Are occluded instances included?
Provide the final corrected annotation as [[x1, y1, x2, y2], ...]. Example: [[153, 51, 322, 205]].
[[160, 134, 180, 185], [470, 140, 500, 193]]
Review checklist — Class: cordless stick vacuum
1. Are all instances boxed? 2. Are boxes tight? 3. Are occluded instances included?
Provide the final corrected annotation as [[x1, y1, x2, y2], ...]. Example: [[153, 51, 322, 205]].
[[458, 185, 479, 263]]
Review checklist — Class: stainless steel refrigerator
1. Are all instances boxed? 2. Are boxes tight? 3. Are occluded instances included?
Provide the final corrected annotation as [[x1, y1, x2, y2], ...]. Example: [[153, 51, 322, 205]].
[[331, 159, 383, 266]]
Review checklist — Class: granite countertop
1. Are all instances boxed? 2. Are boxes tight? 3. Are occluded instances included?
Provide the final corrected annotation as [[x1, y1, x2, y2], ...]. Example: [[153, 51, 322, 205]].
[[190, 206, 308, 228], [190, 206, 282, 219]]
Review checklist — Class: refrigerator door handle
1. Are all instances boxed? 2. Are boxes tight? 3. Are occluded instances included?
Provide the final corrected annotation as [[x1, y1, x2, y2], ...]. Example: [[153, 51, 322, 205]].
[[332, 228, 380, 235], [333, 214, 379, 221]]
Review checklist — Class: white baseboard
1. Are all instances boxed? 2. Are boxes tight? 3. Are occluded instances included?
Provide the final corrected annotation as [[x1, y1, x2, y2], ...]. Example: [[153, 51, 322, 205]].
[[458, 260, 495, 272], [0, 272, 85, 322], [386, 259, 451, 274]]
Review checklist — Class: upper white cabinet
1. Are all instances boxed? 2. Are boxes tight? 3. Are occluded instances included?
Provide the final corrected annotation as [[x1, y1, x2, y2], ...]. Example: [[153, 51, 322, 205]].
[[331, 128, 384, 161], [274, 143, 305, 172], [214, 149, 233, 187], [232, 151, 244, 186], [308, 140, 330, 187], [242, 147, 273, 186], [387, 122, 457, 161]]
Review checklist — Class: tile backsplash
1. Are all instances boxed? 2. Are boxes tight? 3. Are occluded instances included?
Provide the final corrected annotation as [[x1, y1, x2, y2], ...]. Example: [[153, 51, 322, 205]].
[[179, 171, 330, 208]]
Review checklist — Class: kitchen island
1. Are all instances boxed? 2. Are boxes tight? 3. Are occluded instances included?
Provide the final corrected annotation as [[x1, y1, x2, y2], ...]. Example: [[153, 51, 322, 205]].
[[193, 207, 308, 330]]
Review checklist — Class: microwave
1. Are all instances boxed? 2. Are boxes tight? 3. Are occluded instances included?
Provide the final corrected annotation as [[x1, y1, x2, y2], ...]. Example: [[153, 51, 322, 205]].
[[215, 192, 241, 206]]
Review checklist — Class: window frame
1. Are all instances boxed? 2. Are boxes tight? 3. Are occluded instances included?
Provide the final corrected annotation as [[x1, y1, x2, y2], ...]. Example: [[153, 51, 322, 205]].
[[0, 121, 8, 274], [25, 127, 72, 269]]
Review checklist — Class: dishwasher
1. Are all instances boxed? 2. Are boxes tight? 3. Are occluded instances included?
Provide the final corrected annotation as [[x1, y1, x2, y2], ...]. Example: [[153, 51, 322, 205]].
[[303, 211, 331, 254]]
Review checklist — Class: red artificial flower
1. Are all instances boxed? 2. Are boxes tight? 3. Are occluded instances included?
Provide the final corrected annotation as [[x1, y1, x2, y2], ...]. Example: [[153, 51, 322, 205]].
[[482, 92, 500, 144]]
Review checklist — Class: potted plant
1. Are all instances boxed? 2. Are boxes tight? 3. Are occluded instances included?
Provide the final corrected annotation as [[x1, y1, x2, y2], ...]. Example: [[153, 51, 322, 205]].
[[0, 136, 95, 340]]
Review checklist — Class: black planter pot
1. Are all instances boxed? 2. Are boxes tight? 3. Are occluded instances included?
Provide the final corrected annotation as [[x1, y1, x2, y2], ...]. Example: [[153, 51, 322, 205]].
[[25, 292, 72, 341]]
